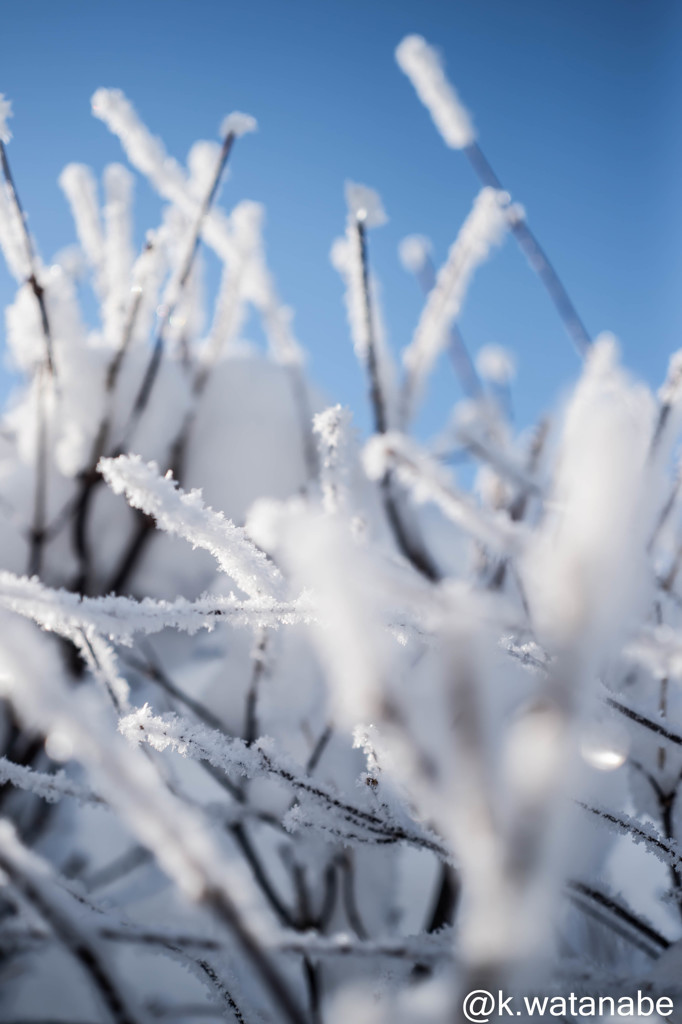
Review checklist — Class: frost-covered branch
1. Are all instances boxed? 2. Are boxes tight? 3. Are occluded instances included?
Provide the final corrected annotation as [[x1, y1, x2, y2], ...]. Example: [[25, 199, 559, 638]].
[[0, 570, 310, 643], [121, 705, 450, 860], [363, 432, 527, 555], [400, 187, 514, 425], [99, 455, 287, 599], [0, 756, 101, 805], [396, 35, 592, 357], [0, 823, 146, 1024], [1, 48, 681, 1024]]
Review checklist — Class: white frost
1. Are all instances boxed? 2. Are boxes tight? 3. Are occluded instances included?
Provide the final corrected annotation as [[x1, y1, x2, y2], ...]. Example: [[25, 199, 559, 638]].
[[344, 181, 387, 228], [331, 185, 397, 425], [398, 234, 432, 275], [220, 111, 258, 138], [401, 188, 514, 424], [59, 164, 105, 280], [99, 454, 287, 600], [395, 35, 475, 149], [521, 336, 656, 659], [0, 94, 12, 144], [476, 344, 516, 385]]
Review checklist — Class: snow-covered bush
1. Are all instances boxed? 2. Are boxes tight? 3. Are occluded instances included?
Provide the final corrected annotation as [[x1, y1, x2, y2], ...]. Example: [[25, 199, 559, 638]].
[[0, 33, 681, 1024]]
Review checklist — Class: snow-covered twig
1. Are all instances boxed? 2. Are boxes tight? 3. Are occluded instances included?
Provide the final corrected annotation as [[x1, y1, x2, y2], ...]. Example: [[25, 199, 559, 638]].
[[364, 432, 527, 555], [400, 187, 514, 425], [99, 456, 287, 599]]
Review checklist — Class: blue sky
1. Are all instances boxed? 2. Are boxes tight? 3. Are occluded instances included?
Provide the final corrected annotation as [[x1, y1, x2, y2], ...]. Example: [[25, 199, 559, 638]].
[[0, 0, 679, 438]]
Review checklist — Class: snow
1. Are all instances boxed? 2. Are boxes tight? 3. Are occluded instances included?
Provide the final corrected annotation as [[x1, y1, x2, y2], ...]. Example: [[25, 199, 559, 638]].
[[331, 186, 397, 427], [395, 35, 475, 150], [398, 234, 431, 275], [400, 187, 515, 424], [0, 176, 29, 281], [313, 404, 354, 515], [344, 181, 387, 228], [220, 111, 258, 138], [1, 45, 682, 1024], [521, 336, 655, 659], [363, 431, 527, 554], [476, 343, 516, 384], [58, 164, 105, 278], [99, 454, 287, 599], [0, 93, 12, 144]]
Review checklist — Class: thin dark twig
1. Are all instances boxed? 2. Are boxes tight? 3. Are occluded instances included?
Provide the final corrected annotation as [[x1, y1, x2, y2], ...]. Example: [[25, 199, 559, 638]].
[[123, 129, 237, 447], [84, 845, 153, 893], [315, 862, 337, 931], [27, 364, 49, 577], [566, 891, 665, 960], [229, 822, 297, 929], [123, 645, 229, 735], [355, 218, 441, 579], [605, 696, 682, 748], [577, 800, 682, 870], [339, 852, 368, 940], [0, 143, 54, 576], [42, 239, 151, 562], [103, 512, 155, 595], [464, 141, 591, 358], [425, 863, 459, 934], [0, 141, 55, 374], [99, 132, 246, 595], [306, 725, 332, 776], [356, 218, 388, 435], [174, 954, 247, 1024], [69, 253, 152, 592], [412, 252, 482, 400], [244, 630, 267, 746], [302, 956, 322, 1024], [629, 758, 682, 924], [0, 850, 144, 1024], [198, 884, 308, 1024], [567, 879, 669, 953], [0, 146, 56, 576]]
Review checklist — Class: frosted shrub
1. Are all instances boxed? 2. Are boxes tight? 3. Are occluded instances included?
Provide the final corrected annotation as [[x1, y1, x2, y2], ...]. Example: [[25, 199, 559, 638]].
[[0, 34, 680, 1024]]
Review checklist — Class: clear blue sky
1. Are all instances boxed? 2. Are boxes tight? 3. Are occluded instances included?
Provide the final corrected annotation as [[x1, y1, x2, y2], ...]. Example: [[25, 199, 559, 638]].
[[0, 0, 679, 438]]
